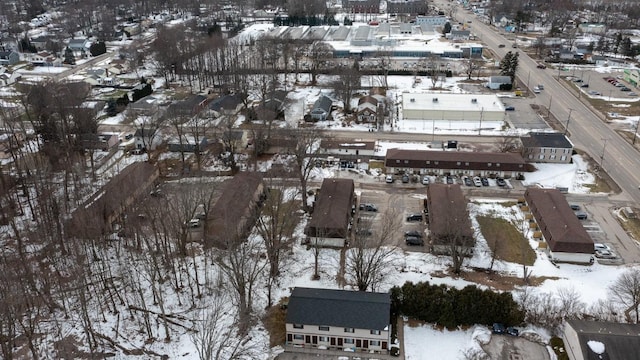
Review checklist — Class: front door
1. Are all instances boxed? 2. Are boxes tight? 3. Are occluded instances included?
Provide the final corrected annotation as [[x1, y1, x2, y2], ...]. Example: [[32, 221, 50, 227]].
[[305, 335, 310, 344], [330, 337, 336, 346], [338, 338, 343, 346], [356, 339, 362, 348], [312, 336, 317, 345]]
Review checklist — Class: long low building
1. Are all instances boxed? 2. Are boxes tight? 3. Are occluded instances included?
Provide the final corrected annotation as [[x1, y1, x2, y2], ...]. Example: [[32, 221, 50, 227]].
[[427, 183, 474, 255], [385, 149, 533, 178], [305, 178, 355, 247], [524, 188, 594, 264], [401, 93, 506, 131]]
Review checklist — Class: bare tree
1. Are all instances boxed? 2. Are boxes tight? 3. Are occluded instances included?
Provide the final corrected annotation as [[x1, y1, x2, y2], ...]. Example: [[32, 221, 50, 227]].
[[331, 60, 361, 114], [284, 128, 329, 212], [463, 58, 482, 80], [308, 41, 333, 85], [346, 206, 401, 291], [609, 268, 640, 323], [495, 136, 521, 153], [255, 180, 299, 307], [460, 347, 490, 360]]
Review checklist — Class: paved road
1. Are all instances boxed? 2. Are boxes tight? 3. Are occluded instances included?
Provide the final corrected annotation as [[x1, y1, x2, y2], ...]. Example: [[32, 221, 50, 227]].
[[445, 2, 640, 205]]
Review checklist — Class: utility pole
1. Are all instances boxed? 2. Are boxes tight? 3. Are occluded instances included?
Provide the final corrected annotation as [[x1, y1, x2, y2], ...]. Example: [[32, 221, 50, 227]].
[[600, 138, 609, 171], [564, 108, 573, 135]]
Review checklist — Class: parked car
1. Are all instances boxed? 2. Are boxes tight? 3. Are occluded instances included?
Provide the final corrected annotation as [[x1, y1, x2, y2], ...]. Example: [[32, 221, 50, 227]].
[[533, 87, 541, 93], [580, 83, 589, 88], [537, 84, 544, 90], [594, 243, 610, 252], [492, 323, 506, 334], [496, 178, 507, 187], [498, 44, 505, 48], [595, 249, 617, 259], [446, 175, 454, 184], [629, 92, 638, 97], [405, 236, 424, 246], [422, 176, 430, 185], [187, 218, 201, 228], [536, 63, 546, 69], [386, 174, 394, 183], [359, 203, 378, 212], [404, 230, 423, 238], [573, 78, 583, 83], [481, 177, 489, 186], [506, 327, 519, 336], [463, 176, 473, 186], [621, 87, 631, 91], [576, 212, 588, 220], [505, 106, 515, 111], [570, 204, 580, 211], [473, 177, 482, 187], [402, 174, 410, 183], [406, 213, 423, 222]]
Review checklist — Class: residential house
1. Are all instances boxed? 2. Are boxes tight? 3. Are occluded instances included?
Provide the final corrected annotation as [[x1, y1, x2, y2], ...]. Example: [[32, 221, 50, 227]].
[[448, 30, 471, 41], [127, 95, 166, 117], [106, 62, 127, 75], [205, 172, 265, 248], [305, 178, 355, 247], [415, 15, 449, 26], [0, 50, 19, 66], [356, 95, 381, 124], [29, 51, 60, 66], [30, 36, 55, 51], [309, 95, 333, 122], [166, 94, 208, 118], [384, 149, 532, 178], [80, 134, 119, 151], [427, 183, 474, 255], [562, 320, 640, 360], [319, 139, 376, 161], [167, 135, 208, 153], [524, 188, 594, 264], [486, 76, 512, 90], [68, 38, 89, 53], [286, 287, 391, 353], [590, 55, 608, 67], [520, 132, 573, 163], [66, 162, 159, 238], [133, 128, 162, 151], [492, 14, 511, 28], [254, 89, 288, 121], [208, 94, 244, 116]]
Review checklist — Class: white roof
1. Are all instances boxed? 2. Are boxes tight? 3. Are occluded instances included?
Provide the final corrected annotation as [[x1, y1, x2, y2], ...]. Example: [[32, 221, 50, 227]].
[[402, 92, 505, 112]]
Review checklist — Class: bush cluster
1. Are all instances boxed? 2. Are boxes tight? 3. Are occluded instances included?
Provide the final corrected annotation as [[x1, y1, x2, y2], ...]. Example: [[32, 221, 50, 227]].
[[390, 281, 524, 329]]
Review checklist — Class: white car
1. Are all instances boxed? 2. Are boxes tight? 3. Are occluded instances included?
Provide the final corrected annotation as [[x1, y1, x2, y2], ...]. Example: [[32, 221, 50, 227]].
[[385, 174, 394, 183], [595, 249, 617, 259], [422, 176, 430, 185], [473, 176, 482, 187]]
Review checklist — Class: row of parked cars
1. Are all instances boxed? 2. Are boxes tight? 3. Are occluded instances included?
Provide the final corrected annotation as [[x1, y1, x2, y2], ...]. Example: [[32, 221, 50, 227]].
[[603, 76, 637, 96], [387, 174, 508, 188]]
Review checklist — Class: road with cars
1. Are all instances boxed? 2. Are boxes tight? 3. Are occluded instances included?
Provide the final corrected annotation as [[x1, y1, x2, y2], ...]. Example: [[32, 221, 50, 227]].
[[443, 2, 640, 205]]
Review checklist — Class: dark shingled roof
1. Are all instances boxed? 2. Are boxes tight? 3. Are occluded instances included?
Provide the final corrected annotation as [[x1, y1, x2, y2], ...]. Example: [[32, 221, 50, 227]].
[[286, 287, 390, 330], [566, 320, 640, 360], [385, 149, 531, 172], [524, 188, 593, 253], [320, 139, 376, 151], [306, 178, 354, 238], [427, 183, 473, 245], [521, 132, 573, 149]]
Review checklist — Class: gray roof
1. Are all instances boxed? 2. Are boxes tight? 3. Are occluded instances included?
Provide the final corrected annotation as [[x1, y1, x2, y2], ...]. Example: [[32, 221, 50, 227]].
[[286, 287, 390, 330], [566, 320, 640, 360], [312, 95, 332, 113], [489, 76, 512, 84], [521, 132, 573, 149]]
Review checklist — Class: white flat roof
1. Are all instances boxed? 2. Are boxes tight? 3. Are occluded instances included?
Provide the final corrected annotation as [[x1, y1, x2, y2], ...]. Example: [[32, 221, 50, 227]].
[[402, 92, 505, 112]]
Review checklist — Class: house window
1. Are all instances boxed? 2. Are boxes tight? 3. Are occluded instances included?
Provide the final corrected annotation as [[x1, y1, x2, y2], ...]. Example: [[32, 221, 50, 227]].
[[319, 336, 328, 342], [561, 155, 567, 161], [293, 334, 304, 340], [487, 163, 492, 167], [344, 338, 355, 344], [564, 149, 569, 154], [518, 164, 523, 168], [396, 160, 400, 163], [370, 340, 381, 346], [293, 324, 304, 329], [456, 161, 461, 165], [319, 326, 329, 331], [370, 330, 381, 335], [404, 160, 409, 164], [344, 328, 354, 333], [426, 160, 431, 164], [538, 154, 544, 160], [465, 162, 469, 166], [541, 148, 545, 153], [496, 163, 500, 167], [550, 155, 556, 160], [434, 161, 439, 165], [551, 148, 557, 153], [528, 154, 533, 159]]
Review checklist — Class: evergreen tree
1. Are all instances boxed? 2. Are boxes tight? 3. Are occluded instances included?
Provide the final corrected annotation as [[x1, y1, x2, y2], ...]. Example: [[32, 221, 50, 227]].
[[443, 22, 452, 35], [89, 41, 107, 56], [614, 32, 622, 55], [621, 37, 633, 57], [499, 51, 519, 83], [63, 47, 75, 65]]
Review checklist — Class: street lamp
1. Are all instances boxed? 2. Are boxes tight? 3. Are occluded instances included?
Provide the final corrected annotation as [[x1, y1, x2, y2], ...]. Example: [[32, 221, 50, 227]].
[[564, 108, 573, 135], [600, 138, 609, 171]]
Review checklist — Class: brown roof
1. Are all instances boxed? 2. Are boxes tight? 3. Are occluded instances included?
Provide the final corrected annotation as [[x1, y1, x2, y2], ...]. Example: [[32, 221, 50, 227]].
[[358, 95, 378, 106], [427, 183, 473, 245], [206, 172, 264, 248], [306, 178, 354, 238], [385, 149, 531, 172], [524, 188, 593, 253], [320, 139, 376, 151]]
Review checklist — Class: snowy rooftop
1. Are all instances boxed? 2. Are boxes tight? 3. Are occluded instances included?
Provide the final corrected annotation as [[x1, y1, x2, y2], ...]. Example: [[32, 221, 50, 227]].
[[402, 92, 506, 112]]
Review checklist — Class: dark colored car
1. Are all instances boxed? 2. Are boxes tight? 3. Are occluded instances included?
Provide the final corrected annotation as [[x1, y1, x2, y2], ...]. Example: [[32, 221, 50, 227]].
[[463, 176, 473, 186], [405, 236, 424, 246], [506, 327, 519, 336], [492, 323, 506, 334], [481, 177, 489, 186], [498, 44, 505, 48], [446, 175, 454, 184], [536, 63, 546, 69], [404, 230, 423, 238], [402, 174, 410, 183], [570, 204, 580, 211], [505, 106, 515, 111], [580, 83, 589, 88], [359, 203, 378, 212], [576, 212, 588, 220], [496, 178, 507, 187], [406, 214, 423, 222]]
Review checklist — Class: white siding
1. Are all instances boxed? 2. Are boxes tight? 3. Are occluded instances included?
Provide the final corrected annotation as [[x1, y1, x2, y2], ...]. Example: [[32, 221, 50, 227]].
[[549, 251, 592, 264], [286, 323, 390, 352], [562, 323, 585, 360]]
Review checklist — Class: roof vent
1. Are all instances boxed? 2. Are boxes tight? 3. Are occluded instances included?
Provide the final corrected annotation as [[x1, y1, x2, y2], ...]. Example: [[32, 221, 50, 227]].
[[432, 98, 438, 102], [471, 98, 477, 103]]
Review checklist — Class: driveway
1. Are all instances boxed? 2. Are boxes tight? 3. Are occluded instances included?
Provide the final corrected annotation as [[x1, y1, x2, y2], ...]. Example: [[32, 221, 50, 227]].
[[482, 334, 550, 360]]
